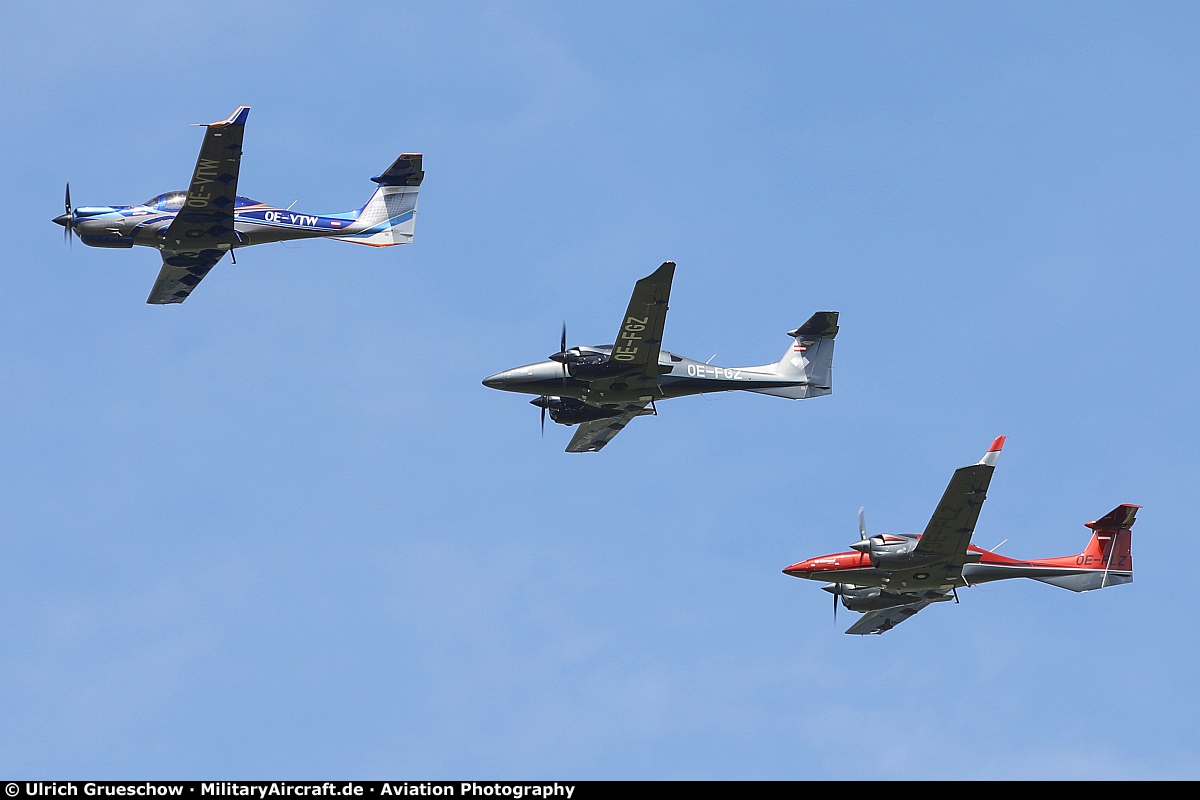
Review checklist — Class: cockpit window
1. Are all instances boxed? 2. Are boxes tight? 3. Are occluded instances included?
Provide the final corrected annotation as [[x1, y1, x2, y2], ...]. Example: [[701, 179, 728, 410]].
[[142, 192, 187, 211]]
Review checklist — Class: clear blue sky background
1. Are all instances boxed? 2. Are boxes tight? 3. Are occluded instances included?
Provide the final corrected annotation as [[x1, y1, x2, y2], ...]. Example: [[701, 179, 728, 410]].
[[1, 1, 1197, 779]]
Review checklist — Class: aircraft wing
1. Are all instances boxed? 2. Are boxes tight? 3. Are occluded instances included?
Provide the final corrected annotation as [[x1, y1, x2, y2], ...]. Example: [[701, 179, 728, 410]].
[[911, 437, 1004, 580], [564, 401, 650, 453], [599, 261, 674, 392], [146, 250, 228, 304], [845, 599, 938, 635], [152, 106, 250, 304]]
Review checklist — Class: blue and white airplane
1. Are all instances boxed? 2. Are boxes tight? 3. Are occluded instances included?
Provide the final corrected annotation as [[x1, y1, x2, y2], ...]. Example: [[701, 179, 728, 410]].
[[53, 106, 424, 304]]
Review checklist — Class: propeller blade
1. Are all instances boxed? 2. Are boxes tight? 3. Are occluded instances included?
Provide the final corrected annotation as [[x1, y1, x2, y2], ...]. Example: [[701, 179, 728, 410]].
[[63, 182, 73, 247], [858, 507, 867, 540], [833, 588, 838, 623], [560, 322, 568, 386], [540, 401, 546, 436]]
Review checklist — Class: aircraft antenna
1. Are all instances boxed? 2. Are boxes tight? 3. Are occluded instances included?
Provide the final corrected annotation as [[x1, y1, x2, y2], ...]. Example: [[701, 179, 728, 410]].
[[987, 539, 1007, 552]]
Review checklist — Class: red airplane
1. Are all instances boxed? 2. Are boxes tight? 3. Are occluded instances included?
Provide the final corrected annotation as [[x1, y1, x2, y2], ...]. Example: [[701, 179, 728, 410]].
[[783, 436, 1138, 635]]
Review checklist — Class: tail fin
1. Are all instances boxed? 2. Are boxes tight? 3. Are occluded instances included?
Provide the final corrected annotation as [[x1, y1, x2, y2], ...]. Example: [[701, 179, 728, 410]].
[[334, 153, 424, 247], [748, 311, 839, 399], [1034, 504, 1139, 592]]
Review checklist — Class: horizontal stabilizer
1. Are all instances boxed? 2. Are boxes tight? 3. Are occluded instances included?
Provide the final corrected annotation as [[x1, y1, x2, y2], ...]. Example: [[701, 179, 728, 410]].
[[1087, 504, 1140, 531], [787, 311, 840, 340], [372, 154, 424, 187]]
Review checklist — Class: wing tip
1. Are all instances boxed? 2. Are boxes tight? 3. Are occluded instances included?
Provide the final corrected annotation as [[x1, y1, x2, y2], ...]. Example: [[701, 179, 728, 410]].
[[976, 435, 1005, 466]]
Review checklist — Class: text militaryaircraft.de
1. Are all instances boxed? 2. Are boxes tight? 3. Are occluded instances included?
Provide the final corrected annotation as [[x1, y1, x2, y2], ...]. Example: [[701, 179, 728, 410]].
[[483, 261, 839, 452], [53, 106, 424, 304], [784, 436, 1139, 635]]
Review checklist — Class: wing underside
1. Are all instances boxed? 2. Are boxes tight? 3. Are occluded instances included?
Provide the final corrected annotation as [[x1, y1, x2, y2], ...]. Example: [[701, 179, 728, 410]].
[[147, 251, 227, 305], [565, 402, 650, 453], [845, 599, 939, 635]]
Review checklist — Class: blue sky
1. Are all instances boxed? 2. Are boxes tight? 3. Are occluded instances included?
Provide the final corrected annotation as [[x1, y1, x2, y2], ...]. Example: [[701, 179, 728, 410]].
[[1, 1, 1198, 779]]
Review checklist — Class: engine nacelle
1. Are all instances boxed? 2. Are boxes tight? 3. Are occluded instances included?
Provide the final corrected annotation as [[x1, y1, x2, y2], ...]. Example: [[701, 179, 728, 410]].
[[834, 585, 915, 613], [827, 583, 954, 612], [531, 396, 623, 426], [850, 535, 941, 570]]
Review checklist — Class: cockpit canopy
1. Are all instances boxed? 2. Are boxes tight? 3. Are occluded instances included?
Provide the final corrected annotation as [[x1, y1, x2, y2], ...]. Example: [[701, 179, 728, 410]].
[[141, 193, 263, 211], [142, 192, 187, 211]]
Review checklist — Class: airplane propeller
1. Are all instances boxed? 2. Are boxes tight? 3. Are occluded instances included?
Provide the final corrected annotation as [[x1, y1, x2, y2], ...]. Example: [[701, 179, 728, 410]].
[[825, 583, 842, 623], [529, 395, 553, 437], [56, 182, 76, 246], [547, 322, 571, 387]]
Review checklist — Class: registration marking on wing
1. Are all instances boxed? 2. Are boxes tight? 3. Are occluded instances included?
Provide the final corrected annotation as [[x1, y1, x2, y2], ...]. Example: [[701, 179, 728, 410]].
[[613, 316, 647, 362]]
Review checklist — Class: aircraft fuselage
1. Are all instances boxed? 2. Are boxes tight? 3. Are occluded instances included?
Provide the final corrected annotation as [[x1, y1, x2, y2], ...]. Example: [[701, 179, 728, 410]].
[[483, 346, 802, 402], [59, 194, 358, 251], [784, 536, 1133, 592]]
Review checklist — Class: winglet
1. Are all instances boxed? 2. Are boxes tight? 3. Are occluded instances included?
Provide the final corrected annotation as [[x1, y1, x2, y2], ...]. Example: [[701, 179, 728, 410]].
[[976, 435, 1005, 467]]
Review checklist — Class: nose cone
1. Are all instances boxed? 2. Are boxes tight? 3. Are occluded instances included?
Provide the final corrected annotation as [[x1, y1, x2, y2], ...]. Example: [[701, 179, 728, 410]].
[[782, 561, 811, 578], [52, 213, 70, 227], [482, 362, 562, 392]]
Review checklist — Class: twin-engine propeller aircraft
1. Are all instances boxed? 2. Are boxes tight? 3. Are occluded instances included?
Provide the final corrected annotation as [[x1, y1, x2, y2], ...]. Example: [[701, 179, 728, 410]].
[[483, 261, 840, 452], [54, 106, 424, 304], [783, 436, 1139, 635]]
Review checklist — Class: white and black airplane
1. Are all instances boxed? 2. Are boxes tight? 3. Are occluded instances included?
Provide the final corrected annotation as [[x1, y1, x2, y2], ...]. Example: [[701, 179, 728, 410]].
[[483, 261, 840, 452]]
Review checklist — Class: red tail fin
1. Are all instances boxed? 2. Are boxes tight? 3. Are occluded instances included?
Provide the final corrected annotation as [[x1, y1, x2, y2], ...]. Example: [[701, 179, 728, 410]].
[[1080, 504, 1139, 573]]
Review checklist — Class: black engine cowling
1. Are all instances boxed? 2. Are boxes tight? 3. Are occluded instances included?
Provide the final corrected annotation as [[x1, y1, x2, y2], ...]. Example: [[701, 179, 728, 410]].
[[531, 396, 623, 426]]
